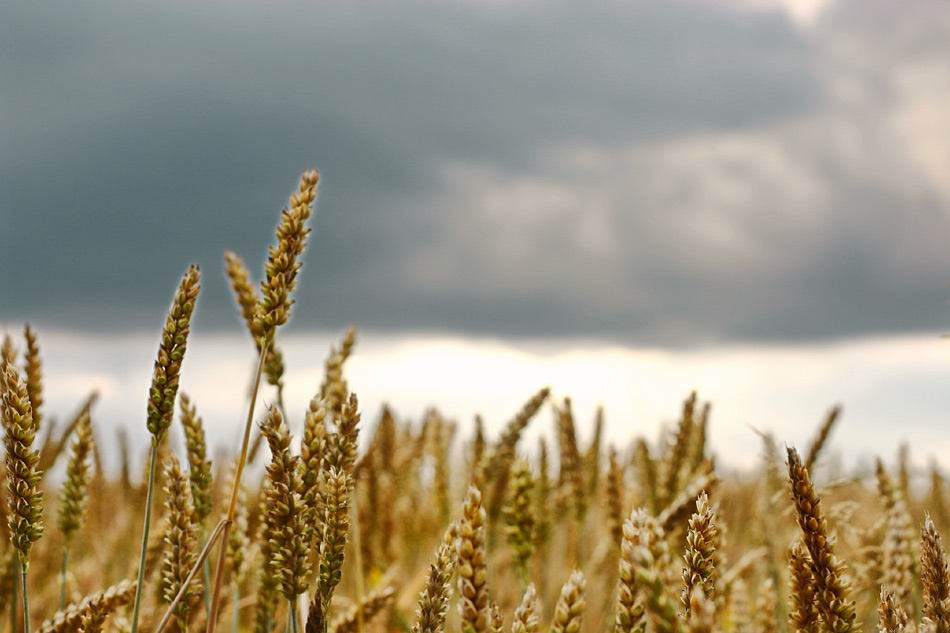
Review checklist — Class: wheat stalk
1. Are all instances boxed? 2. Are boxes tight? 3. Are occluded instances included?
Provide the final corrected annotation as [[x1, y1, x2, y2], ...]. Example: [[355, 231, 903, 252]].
[[131, 263, 200, 633]]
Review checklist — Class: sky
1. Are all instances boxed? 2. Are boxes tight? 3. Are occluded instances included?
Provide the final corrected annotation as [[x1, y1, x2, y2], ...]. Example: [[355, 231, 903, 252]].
[[2, 0, 950, 472]]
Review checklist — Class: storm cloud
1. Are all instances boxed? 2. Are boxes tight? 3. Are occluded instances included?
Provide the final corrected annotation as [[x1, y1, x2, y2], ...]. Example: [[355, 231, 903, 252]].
[[3, 0, 949, 346]]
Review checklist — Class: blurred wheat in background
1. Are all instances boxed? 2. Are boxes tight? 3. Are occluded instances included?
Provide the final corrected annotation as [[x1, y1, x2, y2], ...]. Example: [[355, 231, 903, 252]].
[[3, 169, 950, 633]]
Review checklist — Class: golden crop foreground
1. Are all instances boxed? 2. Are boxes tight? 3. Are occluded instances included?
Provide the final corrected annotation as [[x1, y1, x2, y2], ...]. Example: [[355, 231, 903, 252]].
[[2, 170, 948, 633]]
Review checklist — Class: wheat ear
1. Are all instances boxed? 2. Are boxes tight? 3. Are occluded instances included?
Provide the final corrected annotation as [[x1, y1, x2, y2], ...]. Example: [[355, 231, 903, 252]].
[[512, 584, 541, 633], [803, 406, 840, 473], [261, 406, 312, 608], [505, 458, 536, 587], [786, 447, 857, 633], [551, 569, 586, 633], [617, 508, 652, 633], [876, 458, 914, 613], [877, 586, 908, 633], [788, 541, 819, 633], [209, 170, 319, 633], [161, 457, 201, 633], [57, 407, 94, 608], [412, 543, 456, 633], [39, 579, 137, 633], [2, 364, 43, 633], [317, 466, 350, 615], [682, 491, 718, 616], [180, 392, 213, 617], [254, 168, 319, 344], [486, 387, 550, 520], [921, 514, 950, 633], [458, 485, 490, 633], [223, 250, 286, 394], [129, 264, 200, 633], [22, 325, 42, 436], [606, 447, 625, 547]]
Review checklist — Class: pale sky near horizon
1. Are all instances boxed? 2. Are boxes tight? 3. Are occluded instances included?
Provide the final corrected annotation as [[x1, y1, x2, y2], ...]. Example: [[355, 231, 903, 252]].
[[3, 0, 950, 473]]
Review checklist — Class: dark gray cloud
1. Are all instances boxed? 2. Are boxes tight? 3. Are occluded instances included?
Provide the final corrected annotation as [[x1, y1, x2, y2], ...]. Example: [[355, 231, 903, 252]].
[[2, 0, 947, 345]]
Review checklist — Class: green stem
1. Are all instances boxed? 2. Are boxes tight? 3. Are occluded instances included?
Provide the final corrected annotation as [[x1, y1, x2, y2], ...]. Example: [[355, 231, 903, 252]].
[[289, 602, 299, 633], [21, 564, 29, 633], [276, 383, 285, 418], [61, 546, 69, 610], [200, 527, 211, 618], [206, 342, 269, 633], [11, 558, 18, 633], [130, 443, 158, 633], [232, 586, 240, 633]]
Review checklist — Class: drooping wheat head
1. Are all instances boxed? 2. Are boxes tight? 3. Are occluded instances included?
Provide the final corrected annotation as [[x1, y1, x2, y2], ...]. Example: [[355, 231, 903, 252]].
[[223, 250, 286, 389], [39, 579, 138, 633], [486, 387, 550, 519]]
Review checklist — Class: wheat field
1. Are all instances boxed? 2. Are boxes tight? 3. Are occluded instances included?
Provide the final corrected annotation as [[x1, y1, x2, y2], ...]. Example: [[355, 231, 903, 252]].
[[2, 169, 948, 633]]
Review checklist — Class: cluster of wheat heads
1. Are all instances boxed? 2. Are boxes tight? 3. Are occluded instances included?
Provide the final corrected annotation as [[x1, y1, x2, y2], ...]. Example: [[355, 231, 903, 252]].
[[4, 170, 950, 633]]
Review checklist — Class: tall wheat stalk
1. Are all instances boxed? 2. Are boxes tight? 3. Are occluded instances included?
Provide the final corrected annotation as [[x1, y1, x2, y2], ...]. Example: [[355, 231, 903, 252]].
[[130, 264, 200, 633]]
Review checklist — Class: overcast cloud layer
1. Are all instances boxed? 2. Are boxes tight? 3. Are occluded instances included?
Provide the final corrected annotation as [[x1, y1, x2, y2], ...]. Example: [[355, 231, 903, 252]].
[[3, 0, 950, 345]]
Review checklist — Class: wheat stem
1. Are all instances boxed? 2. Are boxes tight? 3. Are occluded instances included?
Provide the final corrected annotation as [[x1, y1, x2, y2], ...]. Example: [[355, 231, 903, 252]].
[[207, 340, 270, 633], [60, 547, 68, 610], [129, 444, 157, 633]]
